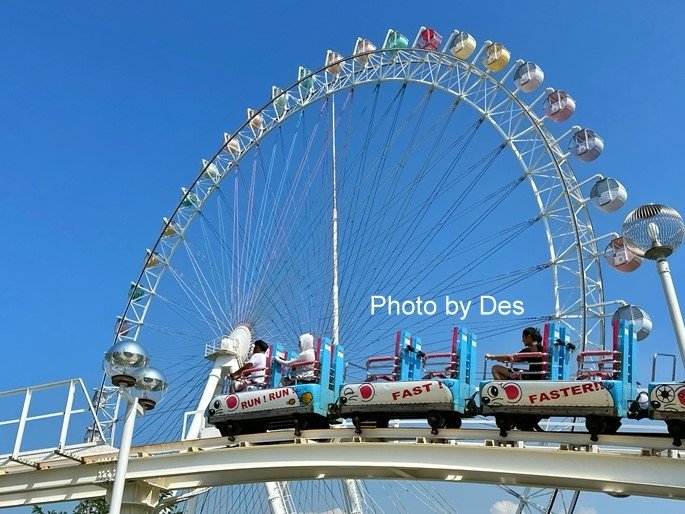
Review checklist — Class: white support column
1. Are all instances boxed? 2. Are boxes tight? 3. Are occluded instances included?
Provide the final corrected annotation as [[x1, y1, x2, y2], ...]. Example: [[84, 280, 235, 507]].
[[186, 325, 252, 439], [657, 258, 685, 372], [186, 354, 235, 439], [342, 479, 364, 514], [184, 325, 253, 514], [109, 394, 140, 514], [265, 481, 288, 514]]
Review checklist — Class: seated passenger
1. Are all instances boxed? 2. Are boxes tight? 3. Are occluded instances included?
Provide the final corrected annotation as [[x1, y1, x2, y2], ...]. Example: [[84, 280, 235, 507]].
[[274, 333, 316, 386], [230, 339, 269, 391], [486, 327, 544, 380]]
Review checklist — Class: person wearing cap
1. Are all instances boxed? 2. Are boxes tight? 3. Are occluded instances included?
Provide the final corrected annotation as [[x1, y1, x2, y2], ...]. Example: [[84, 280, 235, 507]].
[[231, 339, 269, 391], [274, 333, 316, 385]]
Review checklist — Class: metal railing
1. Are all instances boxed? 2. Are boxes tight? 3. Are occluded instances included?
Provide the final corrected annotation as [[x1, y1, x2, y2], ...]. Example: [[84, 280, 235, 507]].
[[0, 378, 105, 463]]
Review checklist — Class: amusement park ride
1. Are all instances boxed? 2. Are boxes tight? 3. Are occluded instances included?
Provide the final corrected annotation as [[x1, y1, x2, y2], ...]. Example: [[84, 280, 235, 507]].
[[2, 25, 685, 514]]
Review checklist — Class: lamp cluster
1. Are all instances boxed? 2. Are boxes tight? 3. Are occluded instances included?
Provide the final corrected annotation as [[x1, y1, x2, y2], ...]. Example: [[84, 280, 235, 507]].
[[103, 341, 168, 410]]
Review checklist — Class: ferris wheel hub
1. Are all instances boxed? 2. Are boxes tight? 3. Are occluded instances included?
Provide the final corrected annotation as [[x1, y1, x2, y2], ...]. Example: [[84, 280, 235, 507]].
[[204, 324, 253, 371]]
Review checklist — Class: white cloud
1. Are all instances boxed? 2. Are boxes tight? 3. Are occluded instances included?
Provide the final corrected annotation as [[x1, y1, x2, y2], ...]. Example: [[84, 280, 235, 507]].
[[490, 500, 518, 514], [576, 508, 598, 514]]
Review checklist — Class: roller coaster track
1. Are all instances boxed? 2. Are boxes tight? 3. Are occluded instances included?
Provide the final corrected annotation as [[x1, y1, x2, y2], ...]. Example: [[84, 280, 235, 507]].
[[2, 426, 684, 509]]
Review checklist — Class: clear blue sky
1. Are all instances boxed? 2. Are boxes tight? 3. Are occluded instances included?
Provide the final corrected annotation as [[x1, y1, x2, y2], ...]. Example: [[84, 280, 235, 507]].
[[2, 2, 685, 513]]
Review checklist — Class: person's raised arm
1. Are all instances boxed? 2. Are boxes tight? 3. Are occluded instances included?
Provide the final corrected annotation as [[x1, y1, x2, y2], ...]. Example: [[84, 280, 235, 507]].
[[485, 353, 512, 363], [275, 349, 310, 366]]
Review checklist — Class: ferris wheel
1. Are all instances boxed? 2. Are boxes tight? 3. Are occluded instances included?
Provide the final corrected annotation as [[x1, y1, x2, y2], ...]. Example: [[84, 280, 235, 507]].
[[107, 25, 636, 513]]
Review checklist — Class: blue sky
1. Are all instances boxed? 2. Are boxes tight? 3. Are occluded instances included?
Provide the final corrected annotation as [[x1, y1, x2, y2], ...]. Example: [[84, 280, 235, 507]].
[[2, 1, 685, 513]]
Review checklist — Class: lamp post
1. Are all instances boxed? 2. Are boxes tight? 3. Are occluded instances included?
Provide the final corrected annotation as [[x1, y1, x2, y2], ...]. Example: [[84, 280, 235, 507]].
[[103, 341, 167, 514], [622, 204, 685, 369]]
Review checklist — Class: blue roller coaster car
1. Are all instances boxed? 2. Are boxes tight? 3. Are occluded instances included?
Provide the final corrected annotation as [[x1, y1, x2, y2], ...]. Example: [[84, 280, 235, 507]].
[[480, 321, 647, 441], [329, 327, 479, 434], [207, 337, 345, 439]]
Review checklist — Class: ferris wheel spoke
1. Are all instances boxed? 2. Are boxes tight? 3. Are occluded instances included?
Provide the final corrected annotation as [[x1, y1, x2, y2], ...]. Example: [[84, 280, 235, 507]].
[[380, 147, 508, 262], [354, 99, 463, 282], [337, 207, 540, 345], [336, 85, 414, 258], [163, 260, 226, 339], [338, 116, 488, 304], [412, 226, 547, 300], [174, 238, 229, 328], [197, 218, 233, 326], [213, 198, 233, 323]]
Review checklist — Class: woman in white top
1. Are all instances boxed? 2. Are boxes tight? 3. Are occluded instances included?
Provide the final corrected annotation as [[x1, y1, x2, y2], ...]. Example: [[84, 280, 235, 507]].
[[275, 333, 316, 385]]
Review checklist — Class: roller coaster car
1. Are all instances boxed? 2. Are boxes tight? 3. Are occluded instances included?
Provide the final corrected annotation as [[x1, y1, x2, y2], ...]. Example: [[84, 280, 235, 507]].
[[480, 321, 645, 441], [648, 374, 685, 446], [207, 338, 345, 440], [331, 327, 478, 435]]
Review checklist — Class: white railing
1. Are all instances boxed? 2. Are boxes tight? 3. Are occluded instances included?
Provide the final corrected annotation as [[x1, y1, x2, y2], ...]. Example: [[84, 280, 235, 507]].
[[0, 378, 105, 462]]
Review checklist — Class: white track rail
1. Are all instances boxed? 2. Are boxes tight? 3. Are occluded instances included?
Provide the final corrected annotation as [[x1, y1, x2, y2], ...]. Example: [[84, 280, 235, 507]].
[[1, 427, 683, 508]]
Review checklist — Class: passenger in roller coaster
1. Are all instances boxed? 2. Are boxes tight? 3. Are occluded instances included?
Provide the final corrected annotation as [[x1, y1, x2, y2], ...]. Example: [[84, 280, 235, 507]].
[[274, 333, 317, 386], [486, 327, 544, 380], [230, 339, 269, 392]]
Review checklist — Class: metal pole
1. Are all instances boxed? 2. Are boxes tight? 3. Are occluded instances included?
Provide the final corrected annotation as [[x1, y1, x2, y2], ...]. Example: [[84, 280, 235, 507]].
[[342, 479, 364, 514], [265, 482, 289, 514], [656, 258, 685, 372], [110, 392, 138, 514], [331, 94, 340, 347]]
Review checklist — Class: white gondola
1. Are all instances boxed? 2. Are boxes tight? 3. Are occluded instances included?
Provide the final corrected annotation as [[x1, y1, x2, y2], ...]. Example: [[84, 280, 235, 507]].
[[180, 187, 200, 208], [604, 237, 642, 273], [114, 316, 133, 337], [162, 217, 181, 238], [613, 305, 652, 340], [544, 90, 576, 122], [298, 66, 314, 92], [570, 128, 604, 162], [589, 177, 627, 212], [145, 249, 163, 268], [513, 62, 544, 92], [272, 86, 289, 118]]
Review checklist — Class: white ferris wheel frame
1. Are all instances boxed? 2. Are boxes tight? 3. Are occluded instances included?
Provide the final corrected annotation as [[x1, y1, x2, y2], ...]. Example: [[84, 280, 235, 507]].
[[115, 46, 606, 353], [107, 41, 612, 514]]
